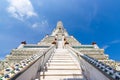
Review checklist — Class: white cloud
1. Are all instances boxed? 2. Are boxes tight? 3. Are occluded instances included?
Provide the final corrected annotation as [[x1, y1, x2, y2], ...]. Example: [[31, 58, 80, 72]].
[[102, 45, 109, 49], [7, 0, 37, 21], [32, 23, 38, 28], [102, 39, 120, 49], [31, 20, 51, 33], [110, 40, 120, 44], [32, 20, 49, 29]]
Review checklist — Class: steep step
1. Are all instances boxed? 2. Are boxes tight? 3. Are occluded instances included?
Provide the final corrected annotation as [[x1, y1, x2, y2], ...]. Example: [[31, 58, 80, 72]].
[[40, 49, 84, 80], [49, 59, 77, 63], [47, 65, 80, 69], [41, 70, 82, 75], [40, 76, 83, 80], [46, 62, 78, 66]]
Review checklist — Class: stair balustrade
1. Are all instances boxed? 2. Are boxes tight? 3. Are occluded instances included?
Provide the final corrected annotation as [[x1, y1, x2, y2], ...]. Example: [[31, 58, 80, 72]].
[[0, 46, 55, 80], [67, 45, 120, 80]]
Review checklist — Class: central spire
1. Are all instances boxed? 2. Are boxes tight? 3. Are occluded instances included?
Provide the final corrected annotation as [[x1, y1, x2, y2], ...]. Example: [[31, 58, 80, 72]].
[[56, 21, 63, 29], [51, 21, 69, 36]]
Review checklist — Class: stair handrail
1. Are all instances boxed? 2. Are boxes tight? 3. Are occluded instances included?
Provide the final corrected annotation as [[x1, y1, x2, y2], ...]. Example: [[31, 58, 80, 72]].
[[0, 45, 55, 80], [67, 45, 120, 80]]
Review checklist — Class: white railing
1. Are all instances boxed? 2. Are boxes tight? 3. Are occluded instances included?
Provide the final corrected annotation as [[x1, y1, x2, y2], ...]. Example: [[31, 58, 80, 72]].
[[67, 45, 120, 80], [0, 46, 55, 80]]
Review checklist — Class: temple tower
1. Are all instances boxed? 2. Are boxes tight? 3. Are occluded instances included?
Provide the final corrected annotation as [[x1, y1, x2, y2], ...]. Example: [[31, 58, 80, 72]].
[[0, 21, 120, 80]]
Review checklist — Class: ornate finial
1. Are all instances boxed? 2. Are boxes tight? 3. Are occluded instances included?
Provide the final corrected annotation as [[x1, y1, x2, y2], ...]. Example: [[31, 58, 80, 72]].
[[21, 41, 26, 44], [52, 41, 56, 44], [65, 41, 69, 44], [92, 42, 99, 48], [46, 34, 49, 37], [92, 42, 96, 45]]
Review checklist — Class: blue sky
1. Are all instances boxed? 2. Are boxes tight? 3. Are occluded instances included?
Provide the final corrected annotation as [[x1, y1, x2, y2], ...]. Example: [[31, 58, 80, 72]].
[[0, 0, 120, 61]]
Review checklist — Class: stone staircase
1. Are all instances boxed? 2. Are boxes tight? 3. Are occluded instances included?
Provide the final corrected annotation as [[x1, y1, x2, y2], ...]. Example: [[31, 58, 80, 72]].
[[40, 49, 85, 80]]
